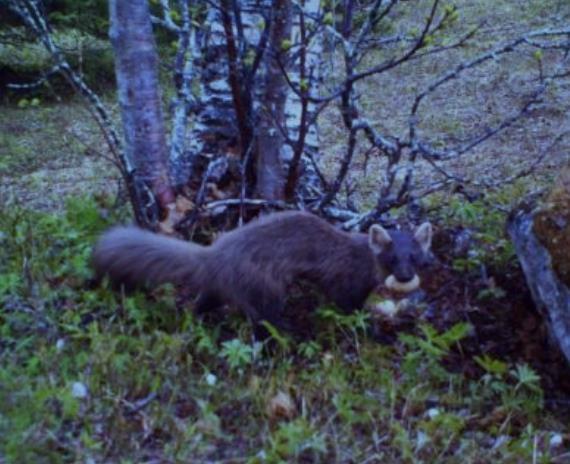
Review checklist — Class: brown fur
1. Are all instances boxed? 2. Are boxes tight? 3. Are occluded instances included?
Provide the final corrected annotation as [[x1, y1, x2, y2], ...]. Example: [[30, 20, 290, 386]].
[[93, 211, 431, 333]]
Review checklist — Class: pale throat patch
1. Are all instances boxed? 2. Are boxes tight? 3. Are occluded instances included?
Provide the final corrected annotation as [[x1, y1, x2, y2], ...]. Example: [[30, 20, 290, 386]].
[[384, 274, 420, 293]]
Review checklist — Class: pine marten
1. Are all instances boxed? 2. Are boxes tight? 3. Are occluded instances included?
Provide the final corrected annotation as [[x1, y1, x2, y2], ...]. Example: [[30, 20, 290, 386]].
[[93, 211, 432, 334]]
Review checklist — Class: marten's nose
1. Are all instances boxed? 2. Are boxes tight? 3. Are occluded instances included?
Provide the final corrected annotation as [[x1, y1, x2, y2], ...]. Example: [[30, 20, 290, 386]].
[[394, 268, 415, 283]]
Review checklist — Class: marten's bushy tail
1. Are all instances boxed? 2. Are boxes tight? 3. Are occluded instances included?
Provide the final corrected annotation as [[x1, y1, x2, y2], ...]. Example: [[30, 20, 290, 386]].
[[92, 226, 209, 290]]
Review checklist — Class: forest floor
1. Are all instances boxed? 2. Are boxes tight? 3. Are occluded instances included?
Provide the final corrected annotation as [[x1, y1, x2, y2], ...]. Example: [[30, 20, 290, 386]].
[[2, 1, 570, 463]]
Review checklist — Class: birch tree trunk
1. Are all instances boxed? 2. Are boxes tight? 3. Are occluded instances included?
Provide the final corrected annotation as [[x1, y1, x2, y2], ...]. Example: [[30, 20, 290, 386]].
[[186, 1, 322, 201], [185, 5, 246, 177], [109, 0, 175, 222], [256, 0, 291, 200]]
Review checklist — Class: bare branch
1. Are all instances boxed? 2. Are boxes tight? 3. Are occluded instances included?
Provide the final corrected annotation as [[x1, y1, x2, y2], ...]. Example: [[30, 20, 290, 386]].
[[347, 0, 441, 83], [151, 0, 181, 33], [205, 197, 290, 211], [7, 63, 62, 90], [410, 27, 570, 140], [220, 0, 254, 158], [414, 86, 546, 161], [170, 0, 199, 186], [319, 124, 358, 209]]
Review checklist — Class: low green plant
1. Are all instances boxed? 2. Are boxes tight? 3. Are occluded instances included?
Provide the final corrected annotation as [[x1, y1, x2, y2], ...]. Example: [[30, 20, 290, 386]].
[[441, 196, 517, 271], [475, 354, 544, 421], [0, 198, 565, 463], [264, 418, 327, 463], [400, 322, 471, 384], [219, 338, 259, 371]]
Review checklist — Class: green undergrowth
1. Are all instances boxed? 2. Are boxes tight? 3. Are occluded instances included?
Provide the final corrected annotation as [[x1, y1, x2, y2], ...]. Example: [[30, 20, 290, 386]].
[[0, 198, 567, 463], [432, 185, 527, 273]]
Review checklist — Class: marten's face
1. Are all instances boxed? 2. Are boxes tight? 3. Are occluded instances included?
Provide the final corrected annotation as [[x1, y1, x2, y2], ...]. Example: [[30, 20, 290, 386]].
[[368, 223, 433, 292]]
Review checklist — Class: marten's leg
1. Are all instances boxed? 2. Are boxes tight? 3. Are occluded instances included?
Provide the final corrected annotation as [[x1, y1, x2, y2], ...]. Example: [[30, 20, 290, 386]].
[[329, 285, 370, 314], [194, 292, 224, 323], [252, 305, 294, 341], [242, 285, 292, 340]]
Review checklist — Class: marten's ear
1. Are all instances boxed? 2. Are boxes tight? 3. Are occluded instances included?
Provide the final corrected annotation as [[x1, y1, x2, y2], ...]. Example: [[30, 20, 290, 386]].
[[414, 222, 433, 253], [369, 224, 392, 254]]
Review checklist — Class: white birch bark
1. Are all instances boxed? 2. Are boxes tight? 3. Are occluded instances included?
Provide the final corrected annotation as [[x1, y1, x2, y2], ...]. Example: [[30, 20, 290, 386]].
[[185, 1, 322, 198], [109, 0, 175, 210]]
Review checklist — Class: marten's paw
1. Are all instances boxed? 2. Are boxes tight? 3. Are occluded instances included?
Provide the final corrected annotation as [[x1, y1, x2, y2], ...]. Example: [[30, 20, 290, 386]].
[[384, 274, 420, 293]]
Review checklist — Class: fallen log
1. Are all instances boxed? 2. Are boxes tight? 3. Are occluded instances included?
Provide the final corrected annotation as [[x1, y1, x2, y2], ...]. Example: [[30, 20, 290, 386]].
[[507, 172, 570, 364]]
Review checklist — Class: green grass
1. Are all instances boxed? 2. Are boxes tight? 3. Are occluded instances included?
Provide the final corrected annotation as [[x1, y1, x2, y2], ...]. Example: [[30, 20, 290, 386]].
[[0, 105, 82, 177], [0, 197, 566, 463]]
